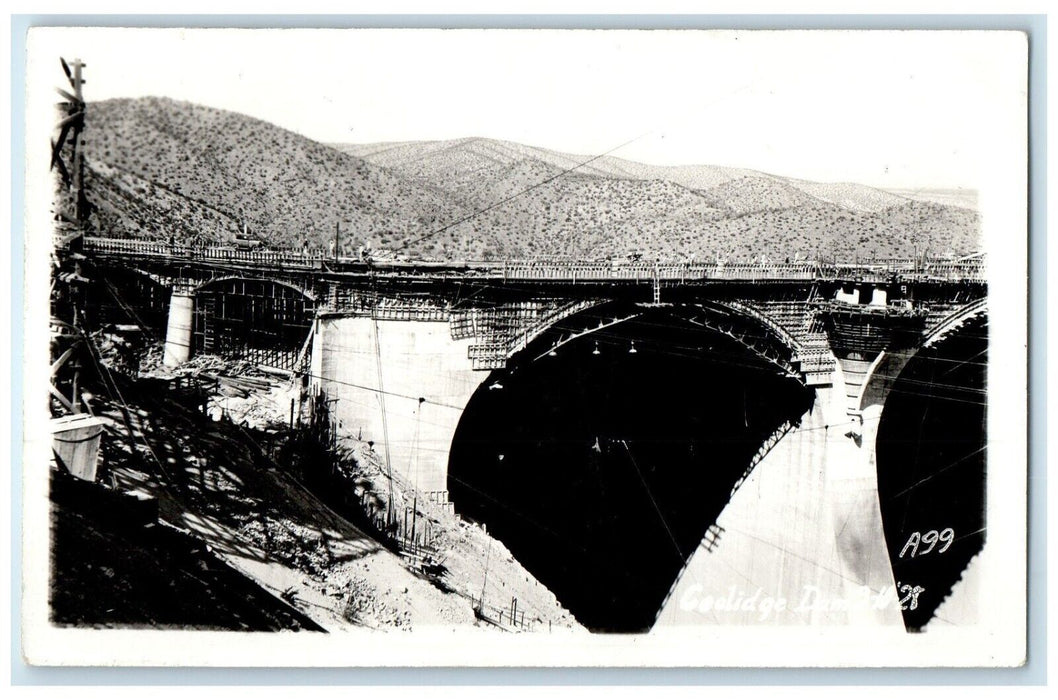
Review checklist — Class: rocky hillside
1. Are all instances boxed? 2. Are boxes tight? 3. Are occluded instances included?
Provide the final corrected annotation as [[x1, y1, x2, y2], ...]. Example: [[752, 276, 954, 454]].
[[340, 136, 981, 260], [74, 97, 980, 261], [82, 97, 463, 256], [340, 137, 907, 212]]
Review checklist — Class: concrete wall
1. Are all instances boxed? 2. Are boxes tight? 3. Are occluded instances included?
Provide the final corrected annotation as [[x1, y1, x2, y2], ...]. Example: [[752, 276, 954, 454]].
[[656, 366, 902, 627], [310, 315, 485, 497]]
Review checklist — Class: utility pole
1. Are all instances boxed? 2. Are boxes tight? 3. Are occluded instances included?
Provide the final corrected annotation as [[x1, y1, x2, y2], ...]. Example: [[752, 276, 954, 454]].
[[478, 539, 492, 614], [52, 57, 90, 414], [53, 57, 89, 226], [334, 221, 340, 263], [69, 58, 87, 224]]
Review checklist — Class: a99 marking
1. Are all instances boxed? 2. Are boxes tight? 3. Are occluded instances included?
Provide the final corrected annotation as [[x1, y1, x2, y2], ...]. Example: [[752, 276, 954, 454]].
[[899, 528, 955, 559]]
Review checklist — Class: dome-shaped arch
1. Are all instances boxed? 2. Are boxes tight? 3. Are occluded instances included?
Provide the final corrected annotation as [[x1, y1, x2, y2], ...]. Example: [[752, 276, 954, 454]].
[[448, 297, 816, 631], [873, 304, 988, 631]]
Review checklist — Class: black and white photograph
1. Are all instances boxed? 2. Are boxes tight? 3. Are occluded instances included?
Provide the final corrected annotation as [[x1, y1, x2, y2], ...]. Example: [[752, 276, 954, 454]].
[[20, 26, 1028, 667]]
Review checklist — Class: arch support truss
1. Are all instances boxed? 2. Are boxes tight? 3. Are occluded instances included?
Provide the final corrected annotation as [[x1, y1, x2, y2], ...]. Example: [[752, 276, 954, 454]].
[[187, 277, 316, 372]]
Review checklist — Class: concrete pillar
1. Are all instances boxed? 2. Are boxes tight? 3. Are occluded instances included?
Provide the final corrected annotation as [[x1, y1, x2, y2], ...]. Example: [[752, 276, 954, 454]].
[[308, 317, 324, 395], [163, 289, 194, 367], [817, 375, 903, 627], [656, 395, 860, 626], [656, 358, 908, 628], [313, 315, 484, 500]]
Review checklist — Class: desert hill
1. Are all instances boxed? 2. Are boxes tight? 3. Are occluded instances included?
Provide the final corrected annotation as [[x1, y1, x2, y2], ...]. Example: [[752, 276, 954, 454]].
[[339, 136, 980, 260], [74, 97, 981, 261], [337, 137, 917, 214], [82, 97, 465, 257]]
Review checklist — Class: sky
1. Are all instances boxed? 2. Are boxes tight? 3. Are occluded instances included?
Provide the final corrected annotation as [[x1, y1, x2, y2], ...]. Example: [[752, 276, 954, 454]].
[[27, 27, 1026, 189]]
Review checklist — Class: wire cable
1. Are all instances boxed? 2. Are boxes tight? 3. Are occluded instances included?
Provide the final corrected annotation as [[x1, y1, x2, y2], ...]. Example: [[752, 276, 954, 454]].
[[396, 132, 650, 252], [620, 439, 684, 564]]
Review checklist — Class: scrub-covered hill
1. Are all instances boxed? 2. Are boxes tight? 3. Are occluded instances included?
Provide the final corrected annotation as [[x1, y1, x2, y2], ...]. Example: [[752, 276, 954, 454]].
[[83, 97, 464, 257], [76, 97, 980, 261]]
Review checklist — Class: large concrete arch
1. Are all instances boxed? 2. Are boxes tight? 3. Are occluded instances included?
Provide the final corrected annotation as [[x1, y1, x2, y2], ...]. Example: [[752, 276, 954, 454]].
[[446, 300, 816, 630], [506, 299, 802, 380], [309, 297, 807, 512], [859, 300, 988, 625], [656, 302, 989, 628]]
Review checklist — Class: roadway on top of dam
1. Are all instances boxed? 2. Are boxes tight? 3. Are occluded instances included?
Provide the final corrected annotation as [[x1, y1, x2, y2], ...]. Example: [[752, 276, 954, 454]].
[[80, 236, 987, 286]]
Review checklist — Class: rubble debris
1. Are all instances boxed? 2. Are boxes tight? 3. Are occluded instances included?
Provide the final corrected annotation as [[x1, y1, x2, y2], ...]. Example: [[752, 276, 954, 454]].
[[86, 349, 581, 632]]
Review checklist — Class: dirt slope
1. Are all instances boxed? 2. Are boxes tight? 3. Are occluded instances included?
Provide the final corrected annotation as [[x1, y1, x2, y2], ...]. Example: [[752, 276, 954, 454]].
[[76, 351, 580, 632]]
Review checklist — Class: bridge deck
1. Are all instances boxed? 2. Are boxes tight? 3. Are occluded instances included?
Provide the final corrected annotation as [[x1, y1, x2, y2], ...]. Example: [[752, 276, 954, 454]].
[[78, 237, 987, 284]]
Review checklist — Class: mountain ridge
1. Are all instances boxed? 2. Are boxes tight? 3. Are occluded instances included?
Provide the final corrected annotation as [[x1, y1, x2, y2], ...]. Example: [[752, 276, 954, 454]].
[[71, 97, 981, 261], [334, 137, 974, 214]]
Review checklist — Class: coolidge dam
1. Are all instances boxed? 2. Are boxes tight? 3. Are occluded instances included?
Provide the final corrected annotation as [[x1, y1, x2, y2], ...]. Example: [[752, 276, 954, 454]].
[[69, 238, 988, 632]]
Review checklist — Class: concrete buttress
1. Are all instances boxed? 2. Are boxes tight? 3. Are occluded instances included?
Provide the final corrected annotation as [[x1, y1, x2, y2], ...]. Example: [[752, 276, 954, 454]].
[[657, 357, 908, 627], [309, 315, 484, 499]]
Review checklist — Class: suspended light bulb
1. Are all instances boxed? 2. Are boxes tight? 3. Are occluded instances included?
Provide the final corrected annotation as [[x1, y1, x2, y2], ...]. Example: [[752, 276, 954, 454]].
[[592, 341, 601, 356], [547, 347, 558, 357], [628, 341, 638, 354], [489, 381, 504, 391]]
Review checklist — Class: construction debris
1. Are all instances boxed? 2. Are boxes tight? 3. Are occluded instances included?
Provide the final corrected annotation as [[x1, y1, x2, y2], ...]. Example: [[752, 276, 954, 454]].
[[86, 342, 580, 632]]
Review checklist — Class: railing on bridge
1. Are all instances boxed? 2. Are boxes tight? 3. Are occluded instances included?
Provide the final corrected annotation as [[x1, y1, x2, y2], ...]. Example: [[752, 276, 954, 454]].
[[499, 260, 818, 282], [817, 259, 986, 283], [82, 236, 329, 269], [918, 259, 988, 282], [78, 236, 987, 283]]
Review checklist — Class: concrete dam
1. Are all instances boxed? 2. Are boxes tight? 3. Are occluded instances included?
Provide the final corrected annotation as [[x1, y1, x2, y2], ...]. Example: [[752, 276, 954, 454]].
[[78, 239, 989, 632], [306, 302, 985, 631]]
